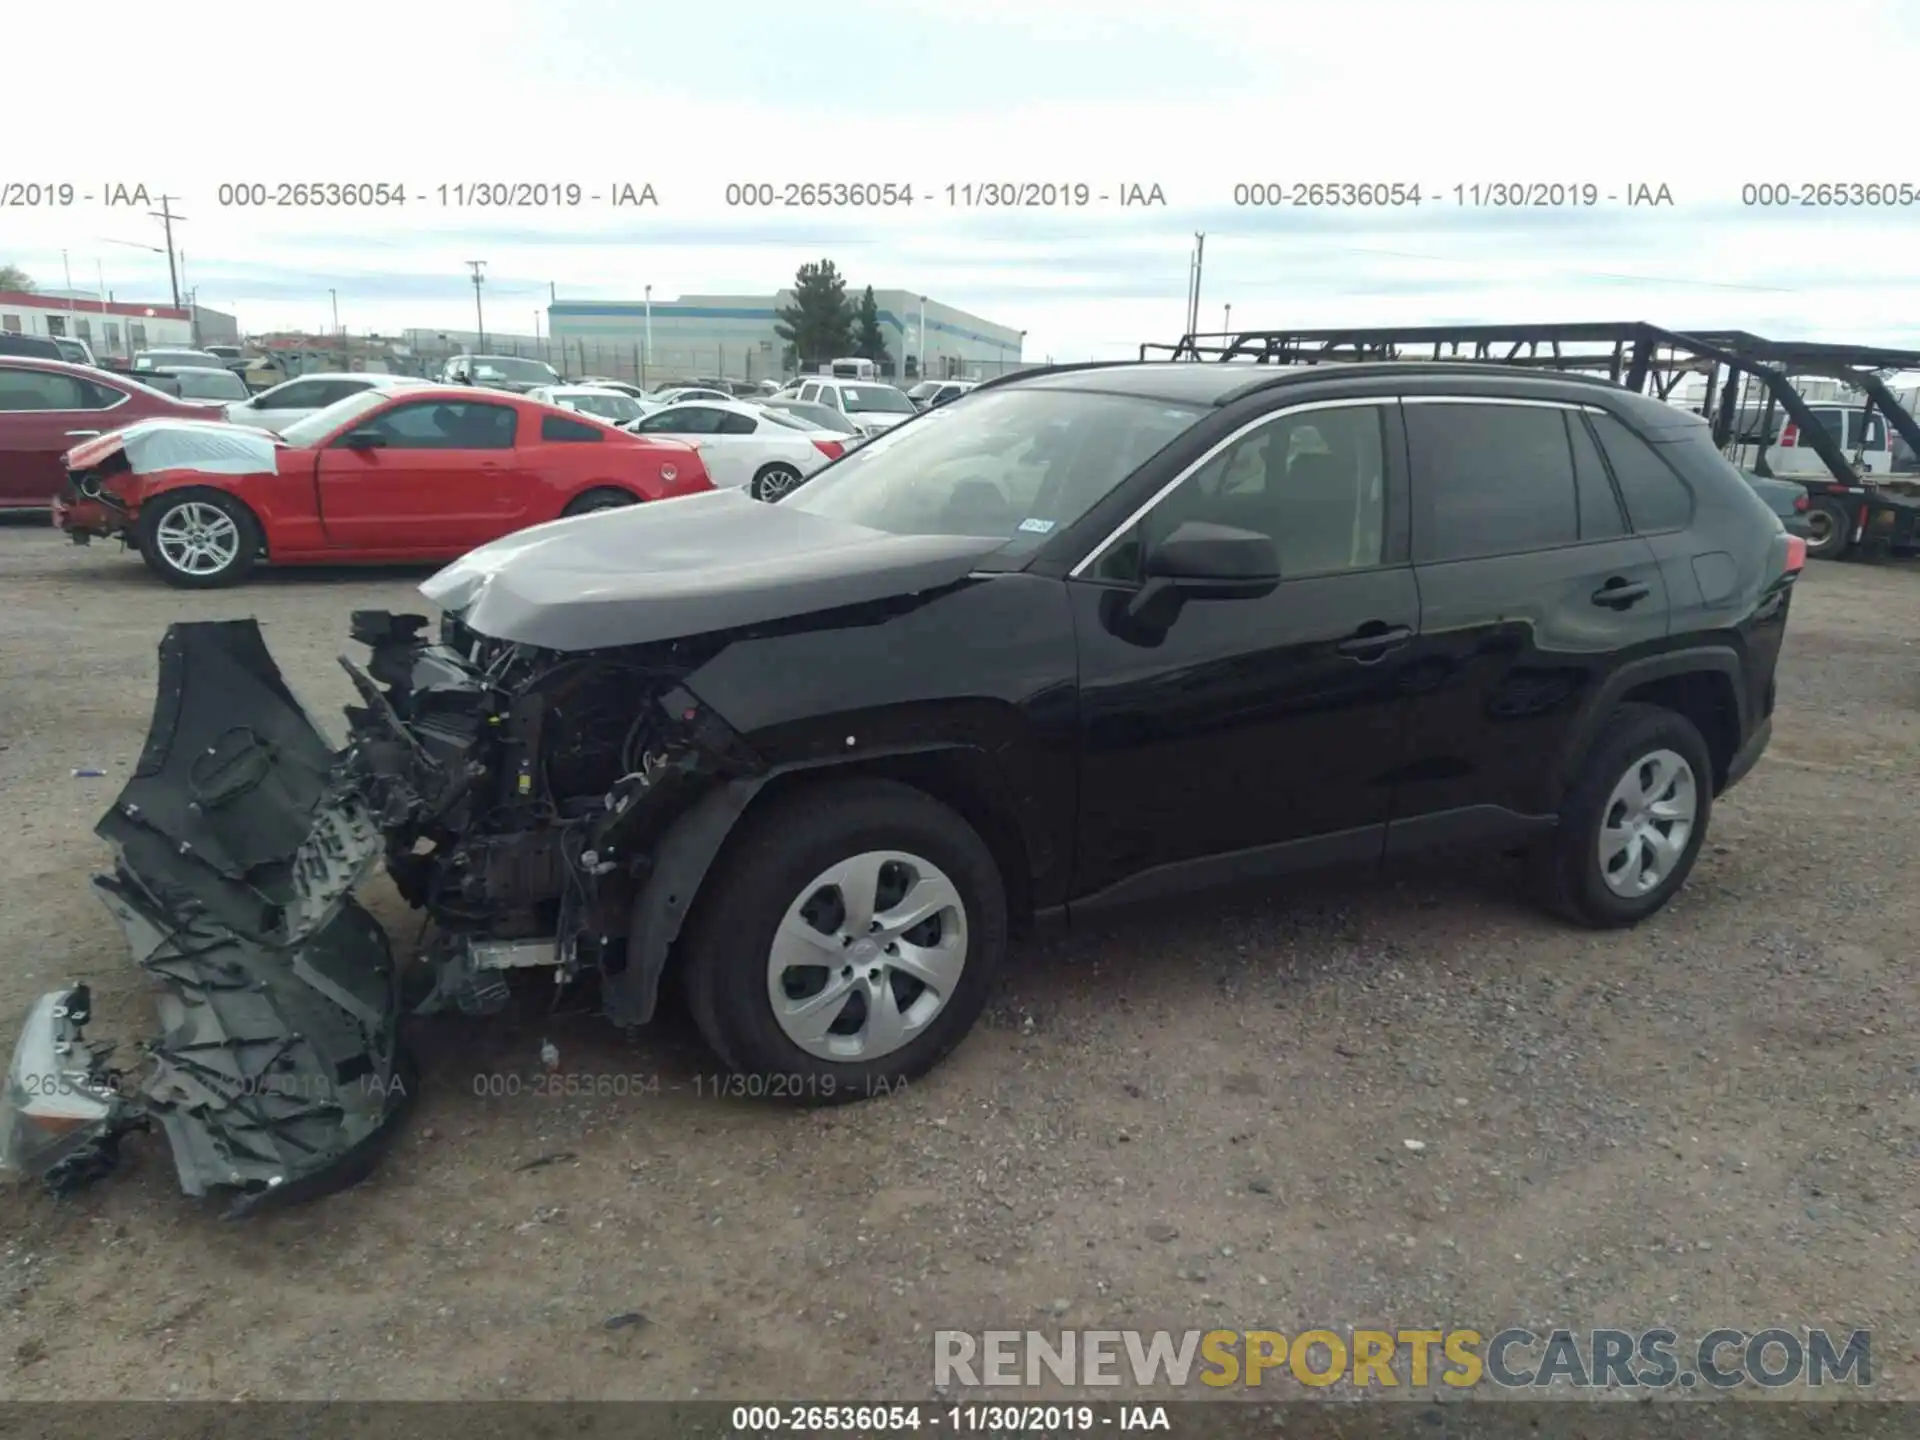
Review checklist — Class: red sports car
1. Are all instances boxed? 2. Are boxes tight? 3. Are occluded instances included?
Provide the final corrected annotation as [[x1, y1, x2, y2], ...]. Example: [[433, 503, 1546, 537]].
[[54, 385, 713, 587], [0, 356, 229, 511]]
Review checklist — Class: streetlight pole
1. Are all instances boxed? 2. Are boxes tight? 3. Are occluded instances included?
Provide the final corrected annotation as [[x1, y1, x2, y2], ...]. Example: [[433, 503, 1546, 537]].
[[61, 250, 75, 344], [643, 284, 652, 388], [329, 289, 339, 333], [1223, 302, 1231, 337], [918, 295, 927, 380], [465, 260, 486, 350]]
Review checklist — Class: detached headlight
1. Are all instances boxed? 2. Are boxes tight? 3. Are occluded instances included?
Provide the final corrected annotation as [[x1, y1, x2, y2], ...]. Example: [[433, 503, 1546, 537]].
[[0, 988, 123, 1186]]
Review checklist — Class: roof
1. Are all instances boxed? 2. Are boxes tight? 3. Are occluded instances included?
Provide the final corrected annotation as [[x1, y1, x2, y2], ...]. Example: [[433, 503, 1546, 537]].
[[540, 384, 634, 396]]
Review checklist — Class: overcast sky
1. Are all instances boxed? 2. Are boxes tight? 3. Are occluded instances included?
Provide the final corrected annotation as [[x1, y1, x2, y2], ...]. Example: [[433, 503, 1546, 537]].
[[10, 0, 1920, 358]]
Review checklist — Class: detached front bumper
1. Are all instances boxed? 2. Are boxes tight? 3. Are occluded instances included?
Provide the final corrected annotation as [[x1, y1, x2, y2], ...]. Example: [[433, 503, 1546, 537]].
[[0, 622, 412, 1216]]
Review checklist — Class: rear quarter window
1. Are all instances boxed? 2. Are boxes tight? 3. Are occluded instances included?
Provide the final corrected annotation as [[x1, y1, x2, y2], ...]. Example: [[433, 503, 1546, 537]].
[[541, 413, 605, 442], [1588, 411, 1695, 532]]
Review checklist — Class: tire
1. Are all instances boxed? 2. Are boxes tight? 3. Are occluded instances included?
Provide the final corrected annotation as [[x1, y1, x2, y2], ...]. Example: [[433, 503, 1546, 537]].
[[562, 487, 637, 517], [750, 463, 804, 503], [680, 778, 1008, 1102], [1534, 702, 1714, 928], [137, 490, 261, 589], [1804, 496, 1853, 560]]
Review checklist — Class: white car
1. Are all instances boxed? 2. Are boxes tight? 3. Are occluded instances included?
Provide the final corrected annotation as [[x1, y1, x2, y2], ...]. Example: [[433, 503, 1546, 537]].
[[574, 376, 650, 400], [774, 376, 918, 436], [526, 384, 650, 426], [224, 372, 431, 434], [648, 385, 735, 406], [626, 398, 849, 500]]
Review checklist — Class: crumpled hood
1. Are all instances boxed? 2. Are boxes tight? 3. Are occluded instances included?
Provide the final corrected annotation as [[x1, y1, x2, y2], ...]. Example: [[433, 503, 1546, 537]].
[[65, 418, 279, 477], [420, 487, 1007, 651]]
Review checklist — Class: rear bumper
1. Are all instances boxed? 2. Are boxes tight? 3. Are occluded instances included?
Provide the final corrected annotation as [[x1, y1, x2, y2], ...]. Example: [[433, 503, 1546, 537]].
[[1724, 715, 1772, 791]]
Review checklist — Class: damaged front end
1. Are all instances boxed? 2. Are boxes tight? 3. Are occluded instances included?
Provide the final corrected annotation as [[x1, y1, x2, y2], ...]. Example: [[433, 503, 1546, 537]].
[[2, 611, 758, 1212]]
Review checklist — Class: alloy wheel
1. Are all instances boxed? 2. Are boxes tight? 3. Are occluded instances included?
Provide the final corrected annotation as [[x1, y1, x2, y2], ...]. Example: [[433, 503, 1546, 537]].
[[154, 502, 241, 576], [1598, 748, 1698, 898], [765, 850, 969, 1062], [754, 466, 802, 502]]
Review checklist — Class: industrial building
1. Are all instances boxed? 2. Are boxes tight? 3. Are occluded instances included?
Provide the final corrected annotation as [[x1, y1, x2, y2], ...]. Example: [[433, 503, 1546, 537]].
[[546, 290, 1024, 388]]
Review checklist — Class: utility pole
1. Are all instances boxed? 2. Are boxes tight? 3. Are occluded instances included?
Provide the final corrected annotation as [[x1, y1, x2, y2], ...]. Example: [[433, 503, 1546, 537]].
[[1182, 234, 1198, 341], [465, 260, 486, 349], [148, 196, 184, 309]]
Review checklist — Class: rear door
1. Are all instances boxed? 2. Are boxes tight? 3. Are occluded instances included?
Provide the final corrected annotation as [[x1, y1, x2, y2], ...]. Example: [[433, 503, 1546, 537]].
[[0, 364, 130, 506], [312, 396, 522, 550], [1847, 407, 1891, 475], [1389, 396, 1670, 848]]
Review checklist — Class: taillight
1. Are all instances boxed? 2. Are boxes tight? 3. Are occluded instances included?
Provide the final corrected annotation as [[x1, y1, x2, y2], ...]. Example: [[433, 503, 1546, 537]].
[[812, 439, 844, 460], [1793, 493, 1808, 511], [1784, 535, 1806, 573], [1780, 422, 1799, 447]]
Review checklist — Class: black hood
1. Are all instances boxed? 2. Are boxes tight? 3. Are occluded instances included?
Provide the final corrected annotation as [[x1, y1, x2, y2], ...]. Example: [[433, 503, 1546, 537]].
[[420, 487, 1009, 651]]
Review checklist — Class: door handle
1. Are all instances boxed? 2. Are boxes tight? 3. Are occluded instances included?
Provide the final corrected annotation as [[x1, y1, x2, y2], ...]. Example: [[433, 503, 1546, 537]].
[[65, 429, 101, 438], [1335, 622, 1413, 661], [1591, 578, 1651, 609]]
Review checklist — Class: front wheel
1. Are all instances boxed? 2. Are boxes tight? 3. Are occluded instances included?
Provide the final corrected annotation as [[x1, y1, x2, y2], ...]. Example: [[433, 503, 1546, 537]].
[[680, 779, 1007, 1101], [1534, 703, 1713, 928], [137, 491, 260, 589]]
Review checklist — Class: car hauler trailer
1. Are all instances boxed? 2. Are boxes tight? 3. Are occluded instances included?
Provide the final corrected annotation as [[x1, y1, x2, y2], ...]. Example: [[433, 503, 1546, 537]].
[[1142, 322, 1920, 562]]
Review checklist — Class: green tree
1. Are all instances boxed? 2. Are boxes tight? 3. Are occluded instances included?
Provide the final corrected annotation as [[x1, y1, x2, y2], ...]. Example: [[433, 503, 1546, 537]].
[[774, 260, 854, 370], [852, 286, 892, 371], [0, 264, 35, 292]]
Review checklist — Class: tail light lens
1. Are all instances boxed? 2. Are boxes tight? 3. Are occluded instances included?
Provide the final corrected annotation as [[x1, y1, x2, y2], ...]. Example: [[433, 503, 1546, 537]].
[[812, 439, 844, 460], [1793, 493, 1808, 511], [1784, 535, 1806, 573], [1780, 422, 1799, 447]]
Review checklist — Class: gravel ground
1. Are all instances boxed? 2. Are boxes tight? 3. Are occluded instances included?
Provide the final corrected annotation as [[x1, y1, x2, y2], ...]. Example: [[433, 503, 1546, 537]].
[[0, 523, 1916, 1403]]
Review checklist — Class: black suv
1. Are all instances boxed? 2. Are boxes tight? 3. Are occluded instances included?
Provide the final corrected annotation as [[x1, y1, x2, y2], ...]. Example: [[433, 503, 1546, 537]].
[[6, 361, 1803, 1209]]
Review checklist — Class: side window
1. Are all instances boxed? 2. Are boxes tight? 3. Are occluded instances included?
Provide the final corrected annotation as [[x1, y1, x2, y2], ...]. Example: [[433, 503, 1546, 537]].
[[718, 411, 759, 435], [1847, 411, 1887, 450], [316, 381, 370, 407], [1093, 404, 1388, 582], [354, 400, 518, 449], [797, 383, 820, 402], [541, 413, 604, 442], [1587, 411, 1694, 533], [1407, 402, 1580, 562], [0, 368, 89, 410], [1805, 408, 1843, 445], [1566, 412, 1627, 540], [268, 381, 326, 410], [642, 405, 726, 434]]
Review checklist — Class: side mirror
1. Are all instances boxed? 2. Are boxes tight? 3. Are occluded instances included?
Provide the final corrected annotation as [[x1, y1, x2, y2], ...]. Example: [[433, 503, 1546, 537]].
[[342, 429, 386, 449], [1143, 520, 1280, 589], [1119, 521, 1280, 637]]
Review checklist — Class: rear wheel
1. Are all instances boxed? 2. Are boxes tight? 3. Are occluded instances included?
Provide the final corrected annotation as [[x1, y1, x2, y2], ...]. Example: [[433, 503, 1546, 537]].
[[751, 463, 804, 502], [1534, 703, 1713, 928], [137, 490, 261, 589], [562, 487, 637, 517], [1804, 496, 1853, 560], [680, 779, 1007, 1101]]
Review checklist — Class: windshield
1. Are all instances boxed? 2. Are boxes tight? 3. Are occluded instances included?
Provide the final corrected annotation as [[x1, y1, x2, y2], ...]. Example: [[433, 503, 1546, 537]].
[[173, 368, 248, 399], [136, 352, 214, 370], [782, 388, 1204, 552], [566, 392, 643, 423], [54, 340, 89, 362], [838, 384, 915, 415], [906, 382, 939, 400], [470, 356, 558, 383], [279, 387, 392, 446]]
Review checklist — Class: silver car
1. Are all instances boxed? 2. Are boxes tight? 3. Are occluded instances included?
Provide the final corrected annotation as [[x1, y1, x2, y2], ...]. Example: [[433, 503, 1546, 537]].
[[223, 372, 431, 434]]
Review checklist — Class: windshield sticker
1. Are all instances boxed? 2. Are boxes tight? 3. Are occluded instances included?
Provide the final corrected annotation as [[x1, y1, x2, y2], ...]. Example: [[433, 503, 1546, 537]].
[[1018, 517, 1057, 535]]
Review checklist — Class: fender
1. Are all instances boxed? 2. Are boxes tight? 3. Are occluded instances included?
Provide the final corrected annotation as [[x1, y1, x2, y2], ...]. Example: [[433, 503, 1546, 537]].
[[1550, 645, 1747, 799], [605, 740, 1041, 1027]]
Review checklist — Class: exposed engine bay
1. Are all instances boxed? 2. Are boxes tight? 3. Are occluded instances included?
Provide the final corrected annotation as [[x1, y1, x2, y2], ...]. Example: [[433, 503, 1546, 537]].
[[0, 612, 761, 1214]]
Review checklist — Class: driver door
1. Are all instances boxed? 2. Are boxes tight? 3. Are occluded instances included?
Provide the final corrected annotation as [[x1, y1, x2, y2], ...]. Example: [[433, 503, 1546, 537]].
[[1067, 398, 1421, 904], [313, 396, 523, 551]]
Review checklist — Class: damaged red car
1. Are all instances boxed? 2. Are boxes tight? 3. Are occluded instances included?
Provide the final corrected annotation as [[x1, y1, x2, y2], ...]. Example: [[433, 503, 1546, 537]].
[[53, 385, 712, 587]]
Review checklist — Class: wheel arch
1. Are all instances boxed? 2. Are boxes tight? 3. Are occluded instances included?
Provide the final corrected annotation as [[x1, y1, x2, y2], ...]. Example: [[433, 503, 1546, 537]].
[[138, 481, 271, 558], [1557, 649, 1747, 799], [605, 745, 1035, 1027]]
